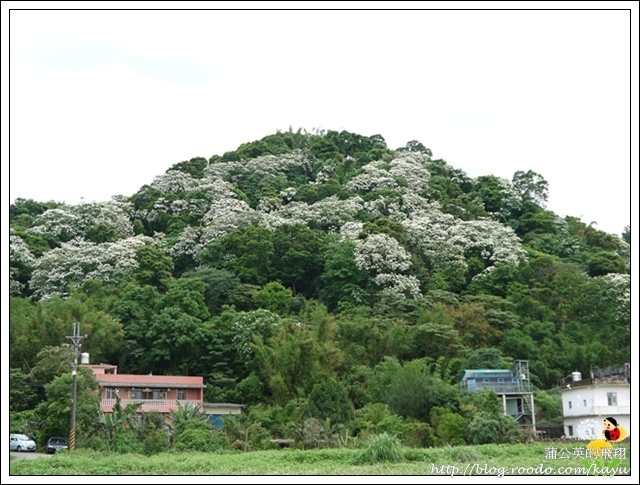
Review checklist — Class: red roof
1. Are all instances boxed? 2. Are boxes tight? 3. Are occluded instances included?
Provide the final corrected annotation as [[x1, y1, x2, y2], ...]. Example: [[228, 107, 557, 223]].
[[95, 373, 205, 388]]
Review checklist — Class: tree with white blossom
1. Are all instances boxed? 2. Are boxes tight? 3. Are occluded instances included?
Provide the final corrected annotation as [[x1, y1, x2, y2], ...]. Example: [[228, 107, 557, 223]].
[[30, 235, 153, 301], [10, 233, 37, 296], [27, 200, 134, 244], [354, 233, 422, 298], [347, 152, 432, 194]]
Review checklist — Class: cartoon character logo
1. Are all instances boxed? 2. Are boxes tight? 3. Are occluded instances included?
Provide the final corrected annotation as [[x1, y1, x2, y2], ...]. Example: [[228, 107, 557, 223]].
[[583, 416, 627, 457], [602, 416, 625, 442]]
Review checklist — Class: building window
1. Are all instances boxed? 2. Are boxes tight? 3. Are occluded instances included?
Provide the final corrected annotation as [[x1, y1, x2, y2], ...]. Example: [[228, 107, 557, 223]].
[[583, 399, 587, 407], [568, 425, 574, 437], [177, 389, 187, 400], [105, 387, 117, 399], [130, 388, 166, 400], [607, 392, 617, 406], [568, 401, 572, 409]]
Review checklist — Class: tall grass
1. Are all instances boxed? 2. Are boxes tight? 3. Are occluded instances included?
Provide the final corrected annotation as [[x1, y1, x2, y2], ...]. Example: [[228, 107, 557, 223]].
[[353, 433, 404, 465], [9, 442, 631, 476]]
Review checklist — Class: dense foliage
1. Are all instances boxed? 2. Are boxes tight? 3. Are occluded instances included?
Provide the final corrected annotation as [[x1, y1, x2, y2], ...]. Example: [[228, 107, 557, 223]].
[[9, 128, 630, 449]]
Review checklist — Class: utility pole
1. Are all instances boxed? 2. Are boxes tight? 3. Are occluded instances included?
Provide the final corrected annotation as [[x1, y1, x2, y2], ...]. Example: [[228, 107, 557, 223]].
[[66, 322, 85, 451]]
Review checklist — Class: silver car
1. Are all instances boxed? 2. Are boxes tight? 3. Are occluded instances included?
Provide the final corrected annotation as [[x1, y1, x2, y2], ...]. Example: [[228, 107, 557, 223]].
[[9, 434, 37, 452]]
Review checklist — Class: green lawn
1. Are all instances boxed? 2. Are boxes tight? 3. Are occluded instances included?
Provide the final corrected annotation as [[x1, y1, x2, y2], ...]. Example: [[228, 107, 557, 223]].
[[10, 442, 631, 476]]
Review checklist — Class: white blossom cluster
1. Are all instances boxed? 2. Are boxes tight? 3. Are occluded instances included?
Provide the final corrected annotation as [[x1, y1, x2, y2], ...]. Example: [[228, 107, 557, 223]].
[[137, 197, 171, 222], [230, 309, 281, 362], [447, 219, 528, 275], [401, 204, 527, 280], [30, 235, 153, 301], [137, 178, 239, 222], [403, 209, 467, 278], [402, 207, 459, 247], [173, 174, 354, 263], [28, 207, 84, 240], [553, 215, 582, 255], [256, 197, 282, 213], [339, 221, 365, 240], [204, 150, 313, 185], [354, 234, 421, 298], [75, 200, 135, 236], [489, 177, 523, 220], [448, 166, 473, 187], [273, 195, 364, 231], [201, 209, 260, 243], [354, 234, 413, 274], [398, 193, 440, 218], [202, 195, 253, 226], [372, 273, 422, 299], [169, 199, 191, 215], [28, 201, 134, 241], [9, 234, 36, 296], [595, 273, 630, 328], [149, 170, 202, 194], [346, 152, 431, 193], [362, 195, 405, 220], [170, 227, 202, 260], [311, 164, 336, 185], [347, 162, 396, 192], [256, 211, 305, 231], [171, 208, 262, 262], [280, 187, 297, 202], [162, 178, 260, 260]]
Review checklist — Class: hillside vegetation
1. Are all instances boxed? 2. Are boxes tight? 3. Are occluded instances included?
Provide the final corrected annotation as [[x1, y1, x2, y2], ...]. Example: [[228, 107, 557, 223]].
[[9, 128, 630, 450]]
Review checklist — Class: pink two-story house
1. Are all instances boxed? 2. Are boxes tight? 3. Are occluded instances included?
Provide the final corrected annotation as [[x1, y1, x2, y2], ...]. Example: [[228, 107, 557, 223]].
[[84, 362, 206, 416]]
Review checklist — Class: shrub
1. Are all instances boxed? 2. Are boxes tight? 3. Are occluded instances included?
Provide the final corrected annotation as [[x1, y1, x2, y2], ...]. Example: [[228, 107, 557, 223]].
[[78, 434, 109, 452], [113, 431, 143, 454], [430, 406, 467, 446], [353, 403, 405, 438], [307, 380, 355, 425], [465, 412, 520, 445], [222, 416, 270, 452], [353, 432, 404, 464], [142, 428, 169, 455], [175, 427, 217, 452], [401, 420, 435, 448]]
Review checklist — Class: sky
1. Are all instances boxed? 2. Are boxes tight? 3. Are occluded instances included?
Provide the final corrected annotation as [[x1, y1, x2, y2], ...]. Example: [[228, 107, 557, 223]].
[[4, 4, 637, 240]]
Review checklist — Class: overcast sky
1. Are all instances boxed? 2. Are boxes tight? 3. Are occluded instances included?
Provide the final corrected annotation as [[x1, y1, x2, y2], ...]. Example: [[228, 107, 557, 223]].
[[5, 5, 637, 237]]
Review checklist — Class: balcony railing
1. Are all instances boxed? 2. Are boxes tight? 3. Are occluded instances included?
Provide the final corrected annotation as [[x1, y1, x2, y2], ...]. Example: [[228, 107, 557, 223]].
[[101, 399, 201, 409], [461, 381, 532, 393]]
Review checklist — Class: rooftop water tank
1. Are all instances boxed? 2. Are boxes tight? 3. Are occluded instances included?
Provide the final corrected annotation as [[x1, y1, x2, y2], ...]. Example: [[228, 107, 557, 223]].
[[571, 371, 582, 382], [80, 352, 90, 365]]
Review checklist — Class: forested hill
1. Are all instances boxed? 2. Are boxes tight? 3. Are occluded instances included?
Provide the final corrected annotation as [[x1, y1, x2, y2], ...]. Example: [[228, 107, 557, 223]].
[[10, 128, 630, 404]]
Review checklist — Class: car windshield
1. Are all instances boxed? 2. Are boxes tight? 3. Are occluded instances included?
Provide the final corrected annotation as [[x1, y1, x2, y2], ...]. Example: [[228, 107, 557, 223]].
[[14, 435, 31, 440], [50, 438, 66, 444]]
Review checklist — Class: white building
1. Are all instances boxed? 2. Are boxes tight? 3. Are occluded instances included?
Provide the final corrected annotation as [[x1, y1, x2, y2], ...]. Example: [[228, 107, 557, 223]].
[[560, 364, 630, 439]]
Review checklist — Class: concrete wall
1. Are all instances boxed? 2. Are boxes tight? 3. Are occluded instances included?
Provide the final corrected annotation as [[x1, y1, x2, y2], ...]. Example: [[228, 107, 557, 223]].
[[562, 385, 630, 418]]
